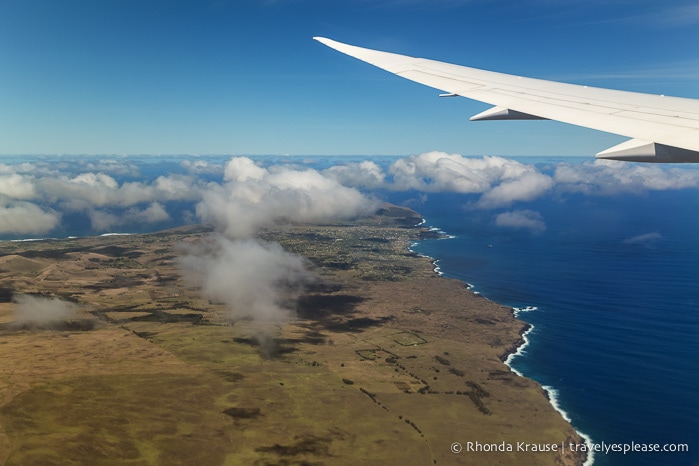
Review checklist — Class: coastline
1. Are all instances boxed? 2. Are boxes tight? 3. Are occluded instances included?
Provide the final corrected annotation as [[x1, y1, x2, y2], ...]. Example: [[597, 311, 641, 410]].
[[411, 223, 593, 466], [507, 308, 596, 466], [0, 208, 586, 465]]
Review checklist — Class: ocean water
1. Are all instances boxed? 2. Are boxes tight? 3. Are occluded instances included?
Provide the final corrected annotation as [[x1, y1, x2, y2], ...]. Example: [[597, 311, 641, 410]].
[[396, 188, 699, 466]]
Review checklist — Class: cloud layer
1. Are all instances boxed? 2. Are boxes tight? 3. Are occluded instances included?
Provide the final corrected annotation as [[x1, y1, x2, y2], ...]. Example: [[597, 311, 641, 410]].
[[2, 154, 699, 238], [197, 157, 379, 238], [4, 154, 699, 334]]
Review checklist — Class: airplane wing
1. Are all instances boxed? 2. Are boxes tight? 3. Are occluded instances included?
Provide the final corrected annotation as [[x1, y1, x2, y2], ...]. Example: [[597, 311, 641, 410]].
[[314, 37, 699, 163]]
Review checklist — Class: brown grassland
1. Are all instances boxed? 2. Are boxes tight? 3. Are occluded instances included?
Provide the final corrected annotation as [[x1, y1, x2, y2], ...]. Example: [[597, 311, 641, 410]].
[[0, 206, 585, 465]]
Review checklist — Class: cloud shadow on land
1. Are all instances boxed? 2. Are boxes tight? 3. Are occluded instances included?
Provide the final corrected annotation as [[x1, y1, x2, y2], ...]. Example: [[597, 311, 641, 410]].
[[227, 327, 342, 360], [223, 281, 393, 359], [295, 287, 392, 333], [0, 287, 14, 303], [231, 335, 300, 360], [0, 320, 96, 332]]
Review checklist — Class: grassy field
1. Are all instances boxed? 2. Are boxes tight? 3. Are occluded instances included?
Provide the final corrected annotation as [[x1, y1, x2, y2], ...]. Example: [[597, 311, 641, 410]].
[[0, 209, 585, 465]]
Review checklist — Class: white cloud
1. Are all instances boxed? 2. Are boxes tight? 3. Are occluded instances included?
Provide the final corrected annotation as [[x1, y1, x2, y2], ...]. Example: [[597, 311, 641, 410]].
[[196, 157, 378, 238], [178, 235, 313, 323], [383, 152, 553, 208], [622, 232, 662, 244], [383, 154, 699, 204], [12, 294, 78, 327], [389, 152, 495, 192], [554, 160, 699, 195], [477, 171, 554, 209], [37, 172, 201, 211], [0, 162, 37, 175], [83, 159, 140, 177], [3, 154, 699, 238], [132, 201, 171, 223], [152, 175, 201, 198], [323, 161, 386, 189], [224, 157, 267, 182], [0, 200, 60, 235], [181, 159, 223, 175], [495, 210, 546, 234], [0, 174, 38, 200], [86, 209, 120, 232], [87, 202, 171, 231]]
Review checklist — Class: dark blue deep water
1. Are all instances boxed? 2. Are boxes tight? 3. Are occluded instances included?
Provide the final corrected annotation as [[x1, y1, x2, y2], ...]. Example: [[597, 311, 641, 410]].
[[396, 189, 699, 466]]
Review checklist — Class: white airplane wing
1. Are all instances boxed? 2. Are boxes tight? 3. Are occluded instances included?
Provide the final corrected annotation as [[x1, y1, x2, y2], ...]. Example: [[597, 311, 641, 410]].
[[314, 37, 699, 163]]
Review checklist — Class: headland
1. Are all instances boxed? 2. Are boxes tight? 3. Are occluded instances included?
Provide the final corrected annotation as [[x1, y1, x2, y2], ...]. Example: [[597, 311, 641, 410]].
[[0, 205, 585, 465]]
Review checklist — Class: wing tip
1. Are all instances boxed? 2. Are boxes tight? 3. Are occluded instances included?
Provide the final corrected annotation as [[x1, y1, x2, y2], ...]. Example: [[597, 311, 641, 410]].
[[313, 37, 336, 47]]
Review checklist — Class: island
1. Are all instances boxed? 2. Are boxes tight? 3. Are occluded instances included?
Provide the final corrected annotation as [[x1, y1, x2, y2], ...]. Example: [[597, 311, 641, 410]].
[[0, 205, 585, 465]]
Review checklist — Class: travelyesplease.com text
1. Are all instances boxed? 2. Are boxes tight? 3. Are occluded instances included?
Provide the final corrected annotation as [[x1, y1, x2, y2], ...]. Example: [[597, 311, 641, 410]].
[[450, 440, 689, 455]]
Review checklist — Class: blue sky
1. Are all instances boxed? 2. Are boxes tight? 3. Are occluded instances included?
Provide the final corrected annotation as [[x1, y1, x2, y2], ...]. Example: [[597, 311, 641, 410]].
[[1, 0, 698, 156]]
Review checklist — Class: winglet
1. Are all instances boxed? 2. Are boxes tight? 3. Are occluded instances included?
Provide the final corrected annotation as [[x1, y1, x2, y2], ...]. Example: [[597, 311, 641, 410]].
[[313, 37, 381, 61], [313, 37, 418, 72], [314, 37, 367, 59]]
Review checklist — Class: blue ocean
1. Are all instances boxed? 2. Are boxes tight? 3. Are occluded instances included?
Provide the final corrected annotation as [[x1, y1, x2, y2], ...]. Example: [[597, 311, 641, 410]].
[[390, 161, 699, 466]]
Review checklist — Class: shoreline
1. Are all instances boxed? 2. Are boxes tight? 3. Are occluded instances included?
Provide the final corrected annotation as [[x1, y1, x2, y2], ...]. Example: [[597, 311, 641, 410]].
[[507, 308, 596, 466], [411, 219, 593, 466], [0, 211, 588, 465]]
